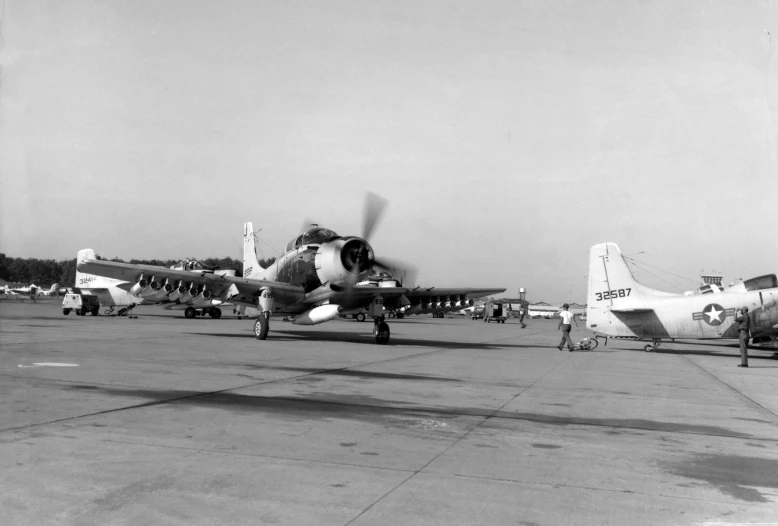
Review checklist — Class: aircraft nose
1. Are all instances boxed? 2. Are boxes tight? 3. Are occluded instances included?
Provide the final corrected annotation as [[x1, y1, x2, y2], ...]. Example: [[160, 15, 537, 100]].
[[340, 237, 374, 274]]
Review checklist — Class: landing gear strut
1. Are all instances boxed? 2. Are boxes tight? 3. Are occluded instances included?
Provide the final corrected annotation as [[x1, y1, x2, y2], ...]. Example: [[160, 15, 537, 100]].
[[644, 339, 662, 352]]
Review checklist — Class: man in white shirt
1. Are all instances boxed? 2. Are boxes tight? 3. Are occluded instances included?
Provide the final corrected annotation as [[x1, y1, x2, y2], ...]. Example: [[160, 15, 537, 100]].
[[557, 303, 579, 351]]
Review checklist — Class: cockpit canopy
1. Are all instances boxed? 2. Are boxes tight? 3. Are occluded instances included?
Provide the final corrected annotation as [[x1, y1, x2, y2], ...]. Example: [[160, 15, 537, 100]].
[[743, 274, 778, 291], [170, 260, 215, 272], [284, 228, 341, 252]]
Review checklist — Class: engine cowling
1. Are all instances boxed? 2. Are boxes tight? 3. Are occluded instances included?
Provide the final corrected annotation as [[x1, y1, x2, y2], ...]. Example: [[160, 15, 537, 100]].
[[129, 278, 148, 296], [138, 275, 161, 298], [314, 237, 375, 288]]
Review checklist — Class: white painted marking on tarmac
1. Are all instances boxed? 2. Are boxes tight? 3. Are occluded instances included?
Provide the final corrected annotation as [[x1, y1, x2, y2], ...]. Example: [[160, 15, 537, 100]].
[[18, 363, 80, 368]]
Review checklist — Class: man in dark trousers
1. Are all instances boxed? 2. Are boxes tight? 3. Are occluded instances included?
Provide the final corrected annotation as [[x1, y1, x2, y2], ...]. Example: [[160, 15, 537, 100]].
[[735, 306, 751, 367], [557, 303, 578, 351], [518, 299, 529, 328]]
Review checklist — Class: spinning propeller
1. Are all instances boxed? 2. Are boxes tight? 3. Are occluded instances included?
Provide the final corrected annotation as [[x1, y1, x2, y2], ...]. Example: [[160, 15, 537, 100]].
[[360, 192, 417, 287]]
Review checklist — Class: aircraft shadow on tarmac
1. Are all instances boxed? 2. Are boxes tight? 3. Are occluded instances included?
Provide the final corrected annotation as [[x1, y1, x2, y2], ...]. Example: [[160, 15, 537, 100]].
[[187, 330, 539, 351], [61, 382, 763, 441]]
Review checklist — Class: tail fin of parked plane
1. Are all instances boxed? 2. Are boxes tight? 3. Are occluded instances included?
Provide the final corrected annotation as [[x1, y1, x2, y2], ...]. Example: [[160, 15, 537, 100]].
[[587, 243, 677, 325], [242, 223, 265, 279], [75, 249, 119, 289]]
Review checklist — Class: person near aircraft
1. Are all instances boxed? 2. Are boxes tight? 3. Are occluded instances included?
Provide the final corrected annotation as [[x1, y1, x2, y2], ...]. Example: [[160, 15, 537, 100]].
[[519, 299, 529, 328], [735, 306, 751, 367], [557, 303, 578, 351]]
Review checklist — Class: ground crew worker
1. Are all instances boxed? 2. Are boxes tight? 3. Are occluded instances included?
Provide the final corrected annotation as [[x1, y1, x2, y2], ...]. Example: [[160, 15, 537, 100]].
[[735, 306, 750, 367], [557, 303, 578, 351], [519, 299, 529, 329]]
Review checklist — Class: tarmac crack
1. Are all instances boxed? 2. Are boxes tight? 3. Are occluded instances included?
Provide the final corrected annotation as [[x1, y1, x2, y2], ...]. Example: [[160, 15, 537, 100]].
[[342, 352, 575, 525], [671, 350, 778, 422]]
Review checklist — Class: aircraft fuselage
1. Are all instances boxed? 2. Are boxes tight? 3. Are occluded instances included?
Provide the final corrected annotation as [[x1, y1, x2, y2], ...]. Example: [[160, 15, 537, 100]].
[[590, 288, 778, 341]]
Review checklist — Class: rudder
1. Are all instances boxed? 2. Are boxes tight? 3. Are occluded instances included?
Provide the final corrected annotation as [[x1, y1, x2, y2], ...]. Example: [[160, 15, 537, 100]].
[[587, 243, 674, 322], [242, 223, 265, 279], [75, 249, 116, 288]]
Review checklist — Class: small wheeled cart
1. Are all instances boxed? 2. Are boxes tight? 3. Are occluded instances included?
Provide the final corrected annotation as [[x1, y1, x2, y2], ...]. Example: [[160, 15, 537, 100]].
[[484, 302, 507, 324]]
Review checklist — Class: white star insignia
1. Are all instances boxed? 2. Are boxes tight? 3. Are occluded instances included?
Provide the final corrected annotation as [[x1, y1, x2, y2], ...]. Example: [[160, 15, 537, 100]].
[[705, 306, 722, 323]]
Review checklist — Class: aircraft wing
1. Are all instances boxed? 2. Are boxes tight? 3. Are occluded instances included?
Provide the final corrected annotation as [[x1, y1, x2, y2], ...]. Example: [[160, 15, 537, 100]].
[[76, 258, 305, 307], [298, 286, 505, 310], [406, 288, 506, 301], [609, 308, 655, 313]]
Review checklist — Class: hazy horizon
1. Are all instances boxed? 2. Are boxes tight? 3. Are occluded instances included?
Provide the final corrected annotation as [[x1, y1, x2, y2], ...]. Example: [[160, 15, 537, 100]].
[[1, 0, 776, 303]]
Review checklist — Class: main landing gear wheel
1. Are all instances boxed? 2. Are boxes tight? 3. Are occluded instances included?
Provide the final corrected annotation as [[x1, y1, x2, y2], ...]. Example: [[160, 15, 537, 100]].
[[375, 321, 390, 345], [210, 308, 222, 319], [644, 340, 661, 352], [184, 307, 196, 319], [355, 313, 366, 322], [254, 315, 269, 340], [387, 311, 396, 319]]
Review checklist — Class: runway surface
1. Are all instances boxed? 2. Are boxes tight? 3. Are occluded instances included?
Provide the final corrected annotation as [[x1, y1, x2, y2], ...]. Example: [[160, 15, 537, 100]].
[[2, 301, 778, 525]]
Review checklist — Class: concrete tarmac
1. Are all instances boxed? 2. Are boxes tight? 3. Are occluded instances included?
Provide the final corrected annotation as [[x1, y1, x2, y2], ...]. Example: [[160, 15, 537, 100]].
[[2, 301, 778, 525]]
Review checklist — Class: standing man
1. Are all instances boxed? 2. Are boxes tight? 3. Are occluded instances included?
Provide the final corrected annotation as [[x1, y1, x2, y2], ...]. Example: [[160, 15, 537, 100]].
[[735, 306, 750, 368], [557, 303, 578, 351], [518, 299, 529, 328]]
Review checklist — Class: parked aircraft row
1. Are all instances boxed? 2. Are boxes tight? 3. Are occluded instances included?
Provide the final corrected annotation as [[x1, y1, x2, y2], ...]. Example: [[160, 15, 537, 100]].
[[2, 283, 62, 296], [59, 193, 778, 351]]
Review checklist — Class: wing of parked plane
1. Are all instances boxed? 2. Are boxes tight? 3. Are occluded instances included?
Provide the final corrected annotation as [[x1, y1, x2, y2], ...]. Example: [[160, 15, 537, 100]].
[[77, 249, 306, 315]]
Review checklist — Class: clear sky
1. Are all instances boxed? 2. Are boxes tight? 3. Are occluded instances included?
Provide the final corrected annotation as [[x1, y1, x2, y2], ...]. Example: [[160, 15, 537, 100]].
[[1, 0, 776, 303]]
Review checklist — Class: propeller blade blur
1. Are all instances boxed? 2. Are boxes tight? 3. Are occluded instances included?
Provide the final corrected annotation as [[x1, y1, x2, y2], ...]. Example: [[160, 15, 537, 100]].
[[373, 257, 418, 288], [362, 192, 388, 242]]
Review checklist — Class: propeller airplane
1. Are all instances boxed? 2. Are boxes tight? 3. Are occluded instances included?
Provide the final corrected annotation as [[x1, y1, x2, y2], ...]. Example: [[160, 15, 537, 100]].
[[76, 194, 506, 344], [587, 243, 778, 354]]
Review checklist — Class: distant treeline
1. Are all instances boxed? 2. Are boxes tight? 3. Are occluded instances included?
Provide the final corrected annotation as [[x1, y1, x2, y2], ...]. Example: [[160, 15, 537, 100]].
[[0, 254, 276, 287]]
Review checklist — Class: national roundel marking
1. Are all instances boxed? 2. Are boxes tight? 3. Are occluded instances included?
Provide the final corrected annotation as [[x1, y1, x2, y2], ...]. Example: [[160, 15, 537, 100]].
[[702, 303, 725, 326]]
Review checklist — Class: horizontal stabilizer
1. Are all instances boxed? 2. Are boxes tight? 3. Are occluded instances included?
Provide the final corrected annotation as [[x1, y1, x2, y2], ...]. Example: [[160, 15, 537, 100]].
[[610, 308, 655, 313]]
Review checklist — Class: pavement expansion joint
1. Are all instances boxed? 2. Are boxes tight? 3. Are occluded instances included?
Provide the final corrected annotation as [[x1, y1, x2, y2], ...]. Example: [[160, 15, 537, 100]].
[[341, 349, 577, 525], [672, 349, 778, 422]]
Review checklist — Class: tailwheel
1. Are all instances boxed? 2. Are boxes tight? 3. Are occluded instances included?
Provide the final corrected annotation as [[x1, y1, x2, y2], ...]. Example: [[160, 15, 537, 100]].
[[375, 321, 390, 345], [184, 307, 196, 319], [254, 314, 269, 340]]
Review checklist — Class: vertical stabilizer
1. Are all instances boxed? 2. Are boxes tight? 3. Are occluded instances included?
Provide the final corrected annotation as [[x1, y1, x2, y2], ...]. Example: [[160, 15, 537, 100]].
[[75, 249, 120, 288], [587, 243, 677, 329], [242, 223, 265, 279]]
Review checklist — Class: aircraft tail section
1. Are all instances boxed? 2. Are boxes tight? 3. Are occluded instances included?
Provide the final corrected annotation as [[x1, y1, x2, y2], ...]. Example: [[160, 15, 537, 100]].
[[587, 243, 677, 330], [75, 249, 117, 289], [242, 223, 266, 279]]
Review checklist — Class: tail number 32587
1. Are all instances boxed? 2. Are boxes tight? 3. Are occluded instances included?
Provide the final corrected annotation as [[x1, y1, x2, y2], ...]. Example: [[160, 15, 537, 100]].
[[595, 288, 631, 301]]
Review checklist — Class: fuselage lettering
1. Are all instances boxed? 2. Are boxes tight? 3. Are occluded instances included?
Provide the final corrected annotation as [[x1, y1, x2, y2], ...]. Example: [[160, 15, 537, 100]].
[[595, 288, 631, 301]]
